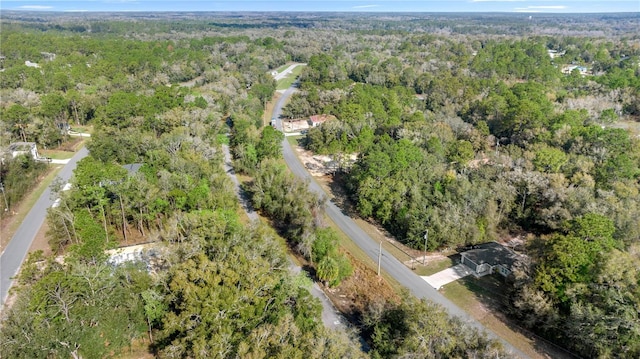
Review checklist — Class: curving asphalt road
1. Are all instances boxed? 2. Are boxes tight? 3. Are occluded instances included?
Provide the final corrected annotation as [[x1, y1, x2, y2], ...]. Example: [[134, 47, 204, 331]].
[[273, 84, 529, 358], [1, 147, 89, 307]]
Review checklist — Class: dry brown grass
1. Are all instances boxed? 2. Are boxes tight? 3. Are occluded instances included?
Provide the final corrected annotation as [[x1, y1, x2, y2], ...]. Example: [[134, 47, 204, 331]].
[[0, 165, 61, 254], [263, 92, 282, 127], [324, 250, 400, 323], [286, 139, 570, 359]]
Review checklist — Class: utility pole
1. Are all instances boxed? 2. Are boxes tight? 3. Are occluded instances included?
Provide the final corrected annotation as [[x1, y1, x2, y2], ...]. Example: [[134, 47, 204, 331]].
[[377, 241, 382, 276], [423, 229, 428, 265]]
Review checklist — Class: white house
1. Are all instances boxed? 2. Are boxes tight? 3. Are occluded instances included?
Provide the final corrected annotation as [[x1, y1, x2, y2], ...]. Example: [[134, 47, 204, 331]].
[[8, 142, 39, 160]]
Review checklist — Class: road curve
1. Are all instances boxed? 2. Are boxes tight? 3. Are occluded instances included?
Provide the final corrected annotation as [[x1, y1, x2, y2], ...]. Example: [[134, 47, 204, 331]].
[[1, 147, 89, 306], [272, 85, 529, 358]]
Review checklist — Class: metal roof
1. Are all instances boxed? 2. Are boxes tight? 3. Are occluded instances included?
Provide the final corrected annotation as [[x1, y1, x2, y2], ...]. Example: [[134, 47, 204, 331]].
[[461, 242, 521, 269], [121, 163, 143, 175]]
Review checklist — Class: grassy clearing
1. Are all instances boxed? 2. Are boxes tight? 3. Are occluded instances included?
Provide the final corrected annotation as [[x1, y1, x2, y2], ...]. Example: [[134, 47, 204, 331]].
[[40, 149, 75, 160], [414, 256, 455, 276], [610, 119, 640, 135], [115, 338, 154, 359], [57, 137, 87, 152], [352, 216, 417, 264], [441, 276, 556, 359], [286, 136, 303, 146], [441, 282, 475, 310], [276, 65, 305, 91], [234, 175, 259, 225], [275, 63, 292, 72], [442, 278, 494, 309]]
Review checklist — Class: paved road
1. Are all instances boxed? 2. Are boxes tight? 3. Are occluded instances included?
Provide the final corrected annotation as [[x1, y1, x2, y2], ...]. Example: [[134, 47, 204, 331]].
[[221, 144, 345, 330], [272, 85, 529, 358], [0, 147, 89, 306], [273, 63, 303, 81]]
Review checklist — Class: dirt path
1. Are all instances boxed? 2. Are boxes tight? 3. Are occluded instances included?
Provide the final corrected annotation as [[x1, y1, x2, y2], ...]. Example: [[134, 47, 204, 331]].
[[179, 75, 205, 88]]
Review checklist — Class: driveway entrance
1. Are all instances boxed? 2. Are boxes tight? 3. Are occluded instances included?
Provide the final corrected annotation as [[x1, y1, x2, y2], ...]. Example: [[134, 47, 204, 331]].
[[422, 263, 474, 289]]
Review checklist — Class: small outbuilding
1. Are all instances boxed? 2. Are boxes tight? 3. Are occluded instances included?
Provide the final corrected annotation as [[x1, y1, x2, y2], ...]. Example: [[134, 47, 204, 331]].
[[122, 163, 143, 175], [308, 114, 330, 127], [8, 142, 39, 160], [460, 242, 521, 278]]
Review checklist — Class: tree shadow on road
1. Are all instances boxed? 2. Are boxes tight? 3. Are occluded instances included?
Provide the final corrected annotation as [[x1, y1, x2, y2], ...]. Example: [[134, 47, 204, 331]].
[[325, 172, 362, 218]]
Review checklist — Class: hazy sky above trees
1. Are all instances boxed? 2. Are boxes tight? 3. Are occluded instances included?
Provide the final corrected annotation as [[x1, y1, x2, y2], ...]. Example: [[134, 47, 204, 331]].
[[2, 0, 638, 13]]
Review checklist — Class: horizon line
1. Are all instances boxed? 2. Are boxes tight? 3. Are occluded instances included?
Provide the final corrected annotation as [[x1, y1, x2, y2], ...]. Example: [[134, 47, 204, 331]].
[[2, 9, 639, 14]]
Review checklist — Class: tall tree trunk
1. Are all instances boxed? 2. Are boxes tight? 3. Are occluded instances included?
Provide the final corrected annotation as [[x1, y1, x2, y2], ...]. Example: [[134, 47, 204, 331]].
[[119, 195, 128, 244], [139, 207, 145, 237], [20, 126, 27, 142], [62, 218, 72, 247], [71, 100, 80, 125], [101, 205, 109, 244], [147, 317, 154, 343]]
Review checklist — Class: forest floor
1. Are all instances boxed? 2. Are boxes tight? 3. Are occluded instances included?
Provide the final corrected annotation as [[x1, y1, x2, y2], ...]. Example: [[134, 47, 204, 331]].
[[288, 135, 577, 359]]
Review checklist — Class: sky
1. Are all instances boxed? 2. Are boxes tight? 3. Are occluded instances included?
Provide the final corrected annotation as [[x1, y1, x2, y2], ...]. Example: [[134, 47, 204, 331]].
[[1, 0, 638, 13]]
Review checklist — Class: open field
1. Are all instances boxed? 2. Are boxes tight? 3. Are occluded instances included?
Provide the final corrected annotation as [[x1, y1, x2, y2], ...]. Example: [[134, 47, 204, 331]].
[[414, 256, 455, 276]]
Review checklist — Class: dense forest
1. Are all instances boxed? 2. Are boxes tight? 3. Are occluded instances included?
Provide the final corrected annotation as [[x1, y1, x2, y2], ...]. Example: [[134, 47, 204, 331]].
[[1, 12, 583, 359], [282, 14, 640, 359], [1, 11, 639, 359]]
